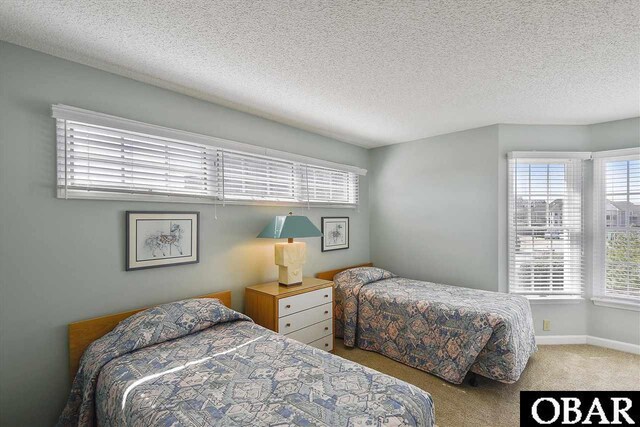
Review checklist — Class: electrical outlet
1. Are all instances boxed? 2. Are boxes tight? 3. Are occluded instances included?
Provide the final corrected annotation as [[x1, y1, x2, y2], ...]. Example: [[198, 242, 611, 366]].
[[543, 320, 551, 331]]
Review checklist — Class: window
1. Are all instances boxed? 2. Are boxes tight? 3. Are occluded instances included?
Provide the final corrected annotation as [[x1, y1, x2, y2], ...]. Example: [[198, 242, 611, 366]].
[[221, 150, 303, 203], [593, 148, 640, 304], [56, 118, 222, 203], [305, 164, 359, 206], [508, 153, 588, 299], [54, 105, 364, 206], [220, 152, 359, 206]]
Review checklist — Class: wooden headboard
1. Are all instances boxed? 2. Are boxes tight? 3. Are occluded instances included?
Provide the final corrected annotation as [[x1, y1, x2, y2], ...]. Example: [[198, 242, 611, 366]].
[[316, 263, 373, 281], [67, 290, 231, 380]]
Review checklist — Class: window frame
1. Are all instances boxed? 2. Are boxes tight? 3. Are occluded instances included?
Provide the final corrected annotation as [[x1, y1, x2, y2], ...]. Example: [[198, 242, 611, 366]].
[[507, 151, 590, 301], [592, 148, 640, 309], [53, 105, 365, 208]]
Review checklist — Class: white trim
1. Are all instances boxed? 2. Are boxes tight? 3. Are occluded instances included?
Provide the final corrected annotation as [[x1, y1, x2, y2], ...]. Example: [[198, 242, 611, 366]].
[[526, 296, 584, 305], [508, 151, 592, 160], [55, 190, 357, 208], [51, 104, 367, 176], [591, 147, 640, 158], [536, 335, 587, 345], [535, 335, 640, 354], [591, 297, 640, 312], [57, 189, 216, 205], [586, 336, 640, 355]]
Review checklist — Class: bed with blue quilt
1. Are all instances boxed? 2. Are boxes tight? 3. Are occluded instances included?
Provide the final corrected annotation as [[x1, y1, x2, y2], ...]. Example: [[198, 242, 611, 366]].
[[58, 297, 435, 426], [331, 267, 537, 385]]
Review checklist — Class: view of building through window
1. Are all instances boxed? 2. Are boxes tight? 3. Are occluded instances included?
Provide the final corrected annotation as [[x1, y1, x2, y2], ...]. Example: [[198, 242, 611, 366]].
[[509, 160, 583, 297], [603, 159, 640, 298]]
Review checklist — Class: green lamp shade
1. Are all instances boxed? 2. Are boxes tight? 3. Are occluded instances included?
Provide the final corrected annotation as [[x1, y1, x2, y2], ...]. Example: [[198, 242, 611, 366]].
[[257, 215, 322, 239]]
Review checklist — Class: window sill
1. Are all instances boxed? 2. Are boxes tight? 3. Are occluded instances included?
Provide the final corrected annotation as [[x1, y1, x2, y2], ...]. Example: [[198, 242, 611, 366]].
[[57, 190, 358, 209], [524, 295, 584, 305], [591, 297, 640, 312]]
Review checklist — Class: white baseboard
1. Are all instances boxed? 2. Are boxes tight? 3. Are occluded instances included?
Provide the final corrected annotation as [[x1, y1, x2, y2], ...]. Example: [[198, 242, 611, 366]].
[[586, 336, 640, 355], [536, 335, 587, 345], [536, 335, 640, 355]]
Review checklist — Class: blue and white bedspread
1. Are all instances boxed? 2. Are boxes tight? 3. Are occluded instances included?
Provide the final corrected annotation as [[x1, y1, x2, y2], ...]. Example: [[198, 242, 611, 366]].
[[58, 298, 435, 426], [334, 268, 537, 384]]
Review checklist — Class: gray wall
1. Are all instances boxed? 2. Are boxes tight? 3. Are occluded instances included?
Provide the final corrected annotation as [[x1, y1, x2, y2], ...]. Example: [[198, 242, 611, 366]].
[[0, 42, 370, 426], [371, 120, 640, 342], [590, 117, 640, 152], [369, 125, 500, 291]]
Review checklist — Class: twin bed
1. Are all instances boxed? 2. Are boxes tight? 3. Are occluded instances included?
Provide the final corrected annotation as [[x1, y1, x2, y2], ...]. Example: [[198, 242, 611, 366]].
[[322, 266, 537, 385], [59, 290, 435, 426], [59, 264, 536, 426]]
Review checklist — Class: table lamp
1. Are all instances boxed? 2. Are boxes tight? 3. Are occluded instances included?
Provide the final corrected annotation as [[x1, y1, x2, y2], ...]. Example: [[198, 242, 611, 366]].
[[257, 212, 323, 286]]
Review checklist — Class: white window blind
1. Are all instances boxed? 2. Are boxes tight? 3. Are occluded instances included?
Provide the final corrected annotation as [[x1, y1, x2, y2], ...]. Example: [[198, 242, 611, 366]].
[[220, 152, 359, 206], [508, 153, 586, 298], [54, 105, 363, 207], [221, 150, 303, 203], [305, 165, 359, 206], [593, 149, 640, 301], [56, 120, 221, 202]]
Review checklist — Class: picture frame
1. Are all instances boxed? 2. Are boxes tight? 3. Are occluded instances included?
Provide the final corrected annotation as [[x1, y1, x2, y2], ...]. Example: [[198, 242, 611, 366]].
[[126, 211, 199, 271], [321, 217, 349, 252]]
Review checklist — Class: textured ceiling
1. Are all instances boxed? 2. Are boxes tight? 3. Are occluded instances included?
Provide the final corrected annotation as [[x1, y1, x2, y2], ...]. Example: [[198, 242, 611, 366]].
[[1, 1, 638, 147]]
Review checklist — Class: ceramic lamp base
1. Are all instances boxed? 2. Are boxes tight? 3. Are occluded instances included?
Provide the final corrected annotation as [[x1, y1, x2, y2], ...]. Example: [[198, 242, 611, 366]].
[[275, 241, 306, 286], [278, 264, 303, 285]]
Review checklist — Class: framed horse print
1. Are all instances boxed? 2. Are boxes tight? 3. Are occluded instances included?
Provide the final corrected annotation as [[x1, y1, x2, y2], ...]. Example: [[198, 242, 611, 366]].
[[321, 217, 349, 252], [126, 211, 199, 271]]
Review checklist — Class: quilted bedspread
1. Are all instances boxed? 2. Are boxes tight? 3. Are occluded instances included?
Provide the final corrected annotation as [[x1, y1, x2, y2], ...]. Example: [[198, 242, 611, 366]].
[[334, 267, 537, 384], [58, 298, 435, 426]]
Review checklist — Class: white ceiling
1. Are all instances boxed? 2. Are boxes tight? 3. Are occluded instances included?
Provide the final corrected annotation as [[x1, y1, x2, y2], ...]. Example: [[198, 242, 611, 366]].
[[1, 1, 638, 148]]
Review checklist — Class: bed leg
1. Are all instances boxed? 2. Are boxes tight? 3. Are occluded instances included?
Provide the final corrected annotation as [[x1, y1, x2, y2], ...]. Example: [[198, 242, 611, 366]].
[[468, 373, 478, 387]]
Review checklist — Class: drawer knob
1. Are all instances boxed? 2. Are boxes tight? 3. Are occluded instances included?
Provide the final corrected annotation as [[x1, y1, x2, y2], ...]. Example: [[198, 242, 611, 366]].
[[286, 304, 291, 308], [324, 310, 329, 314], [324, 294, 329, 298], [286, 323, 291, 327], [325, 343, 329, 347], [324, 326, 329, 331]]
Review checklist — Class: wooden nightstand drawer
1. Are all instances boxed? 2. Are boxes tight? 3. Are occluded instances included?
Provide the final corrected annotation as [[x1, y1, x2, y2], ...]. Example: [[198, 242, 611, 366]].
[[245, 277, 334, 349], [278, 287, 333, 316], [285, 319, 332, 344], [278, 302, 332, 333], [309, 334, 333, 352]]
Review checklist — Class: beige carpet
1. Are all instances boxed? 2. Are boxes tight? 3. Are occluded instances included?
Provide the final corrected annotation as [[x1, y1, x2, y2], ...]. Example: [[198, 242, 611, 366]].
[[333, 341, 640, 427]]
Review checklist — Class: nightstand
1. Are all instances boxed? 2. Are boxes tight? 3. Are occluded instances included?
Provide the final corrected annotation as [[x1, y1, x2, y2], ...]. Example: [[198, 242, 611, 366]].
[[245, 277, 334, 351]]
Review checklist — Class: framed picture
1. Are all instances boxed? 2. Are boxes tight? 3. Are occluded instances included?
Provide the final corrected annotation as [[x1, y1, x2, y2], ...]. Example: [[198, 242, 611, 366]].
[[126, 211, 199, 271], [321, 217, 349, 252]]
